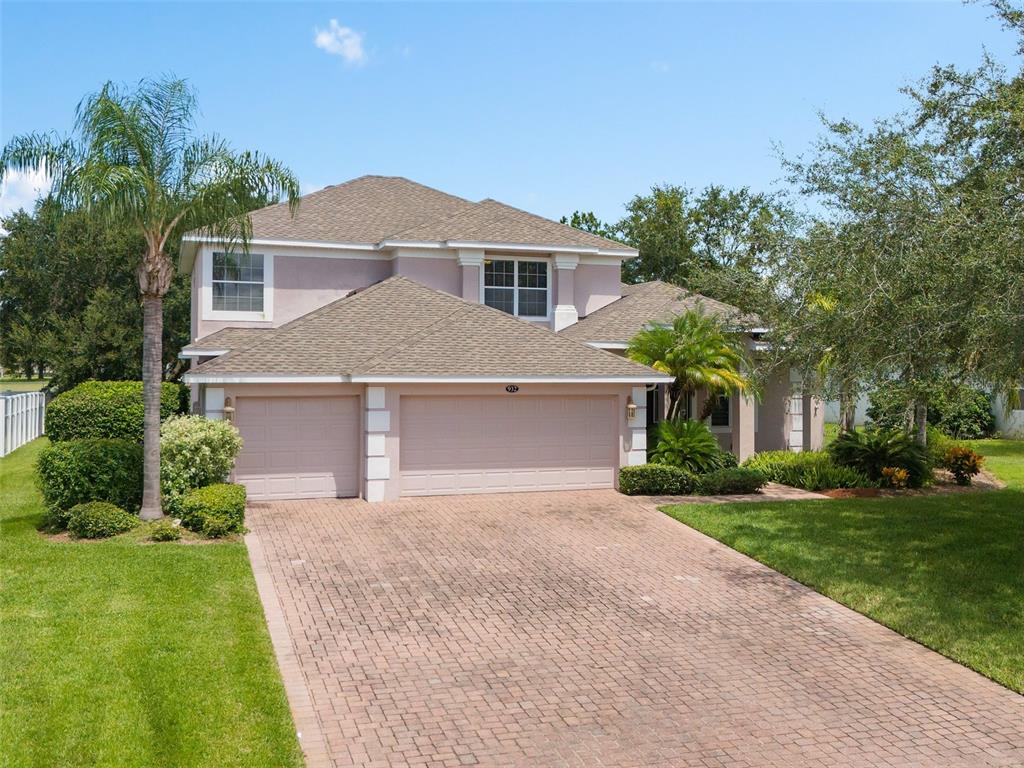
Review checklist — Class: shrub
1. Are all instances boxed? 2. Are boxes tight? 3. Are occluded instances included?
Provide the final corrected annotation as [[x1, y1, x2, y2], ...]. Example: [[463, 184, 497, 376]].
[[829, 429, 930, 488], [47, 380, 189, 442], [618, 464, 697, 495], [935, 387, 994, 440], [148, 519, 182, 542], [743, 450, 872, 491], [67, 501, 138, 539], [649, 419, 730, 474], [943, 446, 984, 485], [696, 468, 766, 495], [160, 416, 243, 515], [866, 381, 994, 439], [880, 466, 910, 489], [179, 483, 246, 537], [36, 438, 144, 517]]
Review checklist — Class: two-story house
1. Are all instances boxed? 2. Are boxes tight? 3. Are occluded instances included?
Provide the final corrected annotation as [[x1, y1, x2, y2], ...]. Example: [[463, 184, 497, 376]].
[[181, 176, 821, 502]]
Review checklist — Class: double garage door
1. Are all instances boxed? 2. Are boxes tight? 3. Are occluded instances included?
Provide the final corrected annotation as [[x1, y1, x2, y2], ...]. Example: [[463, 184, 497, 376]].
[[232, 394, 618, 501]]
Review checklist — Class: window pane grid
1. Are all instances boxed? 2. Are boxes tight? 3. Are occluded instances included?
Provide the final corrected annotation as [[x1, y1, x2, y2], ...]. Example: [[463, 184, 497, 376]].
[[212, 252, 265, 312], [483, 259, 548, 318]]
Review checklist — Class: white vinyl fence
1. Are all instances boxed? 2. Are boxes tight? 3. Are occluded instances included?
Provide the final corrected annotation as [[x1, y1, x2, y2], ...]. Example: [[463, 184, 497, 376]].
[[0, 391, 47, 457]]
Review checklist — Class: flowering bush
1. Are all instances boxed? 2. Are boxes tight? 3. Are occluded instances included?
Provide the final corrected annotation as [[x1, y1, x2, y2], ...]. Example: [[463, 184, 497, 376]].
[[880, 466, 910, 489], [160, 416, 243, 515], [943, 446, 984, 486]]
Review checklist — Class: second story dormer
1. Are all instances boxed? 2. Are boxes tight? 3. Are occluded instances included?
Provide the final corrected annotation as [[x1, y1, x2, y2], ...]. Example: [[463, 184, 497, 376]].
[[179, 175, 636, 341]]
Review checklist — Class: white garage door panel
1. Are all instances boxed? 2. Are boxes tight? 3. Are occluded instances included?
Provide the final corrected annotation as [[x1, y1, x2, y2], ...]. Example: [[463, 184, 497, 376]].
[[233, 396, 359, 500], [400, 396, 617, 496]]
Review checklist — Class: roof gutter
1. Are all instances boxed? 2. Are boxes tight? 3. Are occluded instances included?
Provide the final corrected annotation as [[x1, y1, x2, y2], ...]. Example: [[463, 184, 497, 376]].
[[183, 373, 672, 385]]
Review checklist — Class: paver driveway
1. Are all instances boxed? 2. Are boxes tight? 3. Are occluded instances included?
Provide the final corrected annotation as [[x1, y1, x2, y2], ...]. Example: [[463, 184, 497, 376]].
[[246, 490, 1024, 768]]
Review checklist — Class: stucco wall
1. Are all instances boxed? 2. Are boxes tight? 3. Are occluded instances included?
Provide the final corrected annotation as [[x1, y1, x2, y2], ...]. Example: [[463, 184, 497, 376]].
[[574, 264, 621, 317], [993, 394, 1024, 438], [756, 369, 792, 453], [392, 255, 460, 296]]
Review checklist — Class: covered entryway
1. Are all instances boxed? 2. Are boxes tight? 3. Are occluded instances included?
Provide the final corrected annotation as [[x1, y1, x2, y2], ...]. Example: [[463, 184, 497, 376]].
[[233, 396, 360, 500], [399, 395, 617, 496]]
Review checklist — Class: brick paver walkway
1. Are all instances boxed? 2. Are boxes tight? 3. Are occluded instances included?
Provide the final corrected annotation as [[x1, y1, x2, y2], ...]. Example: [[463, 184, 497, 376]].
[[247, 490, 1024, 768]]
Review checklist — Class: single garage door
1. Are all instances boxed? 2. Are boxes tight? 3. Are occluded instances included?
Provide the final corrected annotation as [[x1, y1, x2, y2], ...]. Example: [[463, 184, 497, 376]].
[[233, 396, 359, 500], [400, 395, 618, 496]]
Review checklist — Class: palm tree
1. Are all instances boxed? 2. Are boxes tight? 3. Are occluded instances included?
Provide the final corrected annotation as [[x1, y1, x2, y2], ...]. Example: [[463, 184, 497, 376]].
[[0, 77, 299, 519], [627, 308, 755, 421]]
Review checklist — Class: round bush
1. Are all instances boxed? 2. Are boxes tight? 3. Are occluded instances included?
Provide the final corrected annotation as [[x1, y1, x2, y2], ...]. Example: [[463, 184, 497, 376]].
[[148, 519, 182, 542], [179, 483, 247, 537], [618, 464, 697, 496], [36, 438, 144, 519], [47, 380, 189, 443], [160, 416, 243, 515], [67, 501, 138, 539], [696, 468, 766, 495]]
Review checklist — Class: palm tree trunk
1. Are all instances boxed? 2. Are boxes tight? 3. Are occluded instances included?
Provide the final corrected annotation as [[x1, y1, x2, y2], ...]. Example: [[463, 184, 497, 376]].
[[913, 401, 928, 447], [139, 294, 163, 520]]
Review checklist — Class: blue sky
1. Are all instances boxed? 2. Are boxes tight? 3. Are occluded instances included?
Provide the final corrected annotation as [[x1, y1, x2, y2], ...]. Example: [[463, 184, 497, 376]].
[[2, 2, 1020, 223]]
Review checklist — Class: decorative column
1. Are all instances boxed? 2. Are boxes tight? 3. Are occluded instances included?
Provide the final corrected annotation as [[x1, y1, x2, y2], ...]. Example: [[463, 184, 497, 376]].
[[364, 386, 391, 502], [552, 254, 579, 331], [457, 249, 484, 303], [731, 391, 756, 462], [627, 386, 648, 465]]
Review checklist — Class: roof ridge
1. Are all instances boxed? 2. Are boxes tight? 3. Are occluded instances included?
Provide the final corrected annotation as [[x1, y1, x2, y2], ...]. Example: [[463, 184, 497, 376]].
[[352, 294, 469, 373]]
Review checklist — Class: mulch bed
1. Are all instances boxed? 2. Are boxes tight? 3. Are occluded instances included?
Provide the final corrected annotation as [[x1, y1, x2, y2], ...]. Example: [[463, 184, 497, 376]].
[[822, 469, 1004, 499]]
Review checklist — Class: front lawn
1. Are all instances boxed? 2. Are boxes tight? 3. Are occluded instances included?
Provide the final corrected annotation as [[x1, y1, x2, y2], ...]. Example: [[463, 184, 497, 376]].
[[0, 377, 49, 392], [0, 439, 303, 768], [663, 439, 1024, 693]]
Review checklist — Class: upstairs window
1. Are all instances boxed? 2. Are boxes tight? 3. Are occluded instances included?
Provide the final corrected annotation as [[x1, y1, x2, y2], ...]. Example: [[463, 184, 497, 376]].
[[483, 259, 549, 319], [212, 252, 264, 312]]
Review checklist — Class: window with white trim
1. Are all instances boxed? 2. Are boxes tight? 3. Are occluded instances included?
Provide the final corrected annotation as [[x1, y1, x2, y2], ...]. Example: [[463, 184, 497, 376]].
[[710, 394, 731, 428], [212, 252, 264, 312], [483, 259, 549, 318]]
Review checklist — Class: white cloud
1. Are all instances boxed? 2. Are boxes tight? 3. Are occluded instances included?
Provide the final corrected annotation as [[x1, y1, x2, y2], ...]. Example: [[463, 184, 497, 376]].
[[0, 164, 52, 230], [314, 20, 367, 66]]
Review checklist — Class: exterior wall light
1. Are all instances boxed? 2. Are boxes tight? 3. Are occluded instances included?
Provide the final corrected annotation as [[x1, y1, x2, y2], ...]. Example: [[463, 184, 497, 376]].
[[626, 396, 638, 420], [223, 396, 236, 423]]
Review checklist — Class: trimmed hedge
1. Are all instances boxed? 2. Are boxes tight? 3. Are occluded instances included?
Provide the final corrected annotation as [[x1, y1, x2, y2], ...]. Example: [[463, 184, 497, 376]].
[[179, 483, 246, 538], [696, 467, 766, 495], [618, 464, 697, 496], [36, 438, 144, 518], [47, 380, 189, 442], [67, 501, 138, 539]]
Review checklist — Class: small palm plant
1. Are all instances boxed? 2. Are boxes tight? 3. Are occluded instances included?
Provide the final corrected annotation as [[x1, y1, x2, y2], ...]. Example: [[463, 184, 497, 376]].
[[627, 307, 756, 420], [1, 77, 300, 519], [648, 419, 725, 474]]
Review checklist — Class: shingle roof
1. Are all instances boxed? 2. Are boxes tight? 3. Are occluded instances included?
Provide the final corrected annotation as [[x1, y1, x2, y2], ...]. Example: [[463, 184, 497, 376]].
[[560, 281, 759, 344], [185, 176, 633, 256], [387, 199, 629, 252], [183, 327, 276, 355], [240, 176, 477, 245], [188, 276, 668, 381]]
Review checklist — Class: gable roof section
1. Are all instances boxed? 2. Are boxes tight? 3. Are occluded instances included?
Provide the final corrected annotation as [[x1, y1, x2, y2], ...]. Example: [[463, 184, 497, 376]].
[[560, 280, 759, 345], [184, 276, 669, 383]]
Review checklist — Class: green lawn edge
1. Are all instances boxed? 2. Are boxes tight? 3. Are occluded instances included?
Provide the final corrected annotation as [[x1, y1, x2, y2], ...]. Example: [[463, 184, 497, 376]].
[[0, 438, 304, 768], [661, 438, 1024, 694]]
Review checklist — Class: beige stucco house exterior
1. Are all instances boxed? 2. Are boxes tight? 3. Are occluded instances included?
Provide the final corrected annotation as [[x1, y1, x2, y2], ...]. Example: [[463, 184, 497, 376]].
[[181, 176, 821, 502]]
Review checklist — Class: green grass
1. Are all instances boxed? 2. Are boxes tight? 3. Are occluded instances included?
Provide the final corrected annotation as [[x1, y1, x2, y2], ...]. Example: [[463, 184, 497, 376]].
[[0, 439, 303, 768], [0, 378, 49, 392], [663, 438, 1024, 693]]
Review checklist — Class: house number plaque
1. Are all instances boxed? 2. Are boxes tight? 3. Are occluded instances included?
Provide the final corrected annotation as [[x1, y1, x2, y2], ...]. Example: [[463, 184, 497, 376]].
[[505, 385, 519, 393]]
